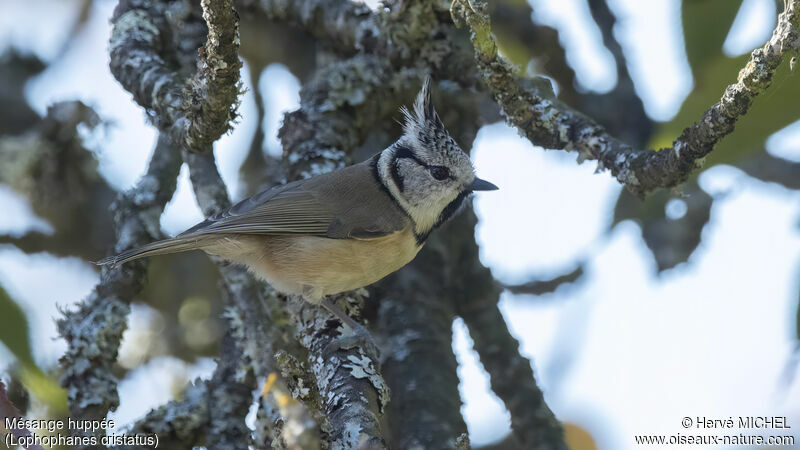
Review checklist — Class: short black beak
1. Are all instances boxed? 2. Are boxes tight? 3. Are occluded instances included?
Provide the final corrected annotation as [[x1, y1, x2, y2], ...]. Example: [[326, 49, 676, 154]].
[[470, 177, 499, 192]]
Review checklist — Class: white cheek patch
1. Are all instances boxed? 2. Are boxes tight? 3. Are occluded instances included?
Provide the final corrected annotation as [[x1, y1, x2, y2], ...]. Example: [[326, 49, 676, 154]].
[[377, 149, 460, 236]]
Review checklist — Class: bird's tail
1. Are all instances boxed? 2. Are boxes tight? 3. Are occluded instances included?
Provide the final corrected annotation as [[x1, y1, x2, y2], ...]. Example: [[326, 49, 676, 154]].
[[96, 235, 218, 267]]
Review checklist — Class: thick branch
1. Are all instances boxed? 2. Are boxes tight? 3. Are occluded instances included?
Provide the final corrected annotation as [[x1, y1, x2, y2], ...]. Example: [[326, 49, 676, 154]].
[[276, 54, 426, 449], [182, 0, 243, 152], [284, 297, 388, 449], [452, 0, 800, 196], [376, 242, 468, 448], [206, 332, 254, 448], [110, 0, 241, 153], [57, 132, 182, 445], [109, 1, 184, 128]]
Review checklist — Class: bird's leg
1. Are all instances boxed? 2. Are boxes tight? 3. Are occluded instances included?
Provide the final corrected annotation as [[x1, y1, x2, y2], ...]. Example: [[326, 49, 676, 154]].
[[320, 297, 379, 360]]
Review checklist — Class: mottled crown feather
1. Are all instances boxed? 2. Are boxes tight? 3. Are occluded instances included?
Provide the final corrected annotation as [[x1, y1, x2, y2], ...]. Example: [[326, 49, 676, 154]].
[[400, 77, 446, 145]]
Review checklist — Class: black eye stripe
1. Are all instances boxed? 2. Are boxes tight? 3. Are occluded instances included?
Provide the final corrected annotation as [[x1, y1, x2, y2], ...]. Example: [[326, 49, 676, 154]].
[[395, 145, 452, 181], [390, 157, 405, 192], [394, 145, 426, 167]]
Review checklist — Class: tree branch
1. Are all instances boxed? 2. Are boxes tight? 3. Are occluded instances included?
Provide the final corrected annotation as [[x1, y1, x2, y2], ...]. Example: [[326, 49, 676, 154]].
[[182, 0, 243, 153], [110, 0, 241, 153], [452, 0, 800, 196], [451, 209, 566, 450], [57, 132, 182, 444], [182, 151, 320, 447], [206, 332, 254, 448], [504, 266, 584, 297], [376, 236, 468, 449], [111, 381, 208, 449], [460, 301, 565, 450], [739, 153, 800, 189]]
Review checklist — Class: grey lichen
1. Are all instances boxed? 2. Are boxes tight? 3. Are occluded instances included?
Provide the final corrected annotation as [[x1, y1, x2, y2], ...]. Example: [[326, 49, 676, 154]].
[[58, 132, 182, 447], [110, 0, 242, 154], [342, 354, 389, 413], [452, 0, 800, 196]]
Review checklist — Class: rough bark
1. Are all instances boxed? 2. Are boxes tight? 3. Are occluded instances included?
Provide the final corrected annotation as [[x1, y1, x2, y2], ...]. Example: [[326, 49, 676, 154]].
[[57, 132, 182, 446], [109, 0, 241, 153], [451, 0, 800, 196]]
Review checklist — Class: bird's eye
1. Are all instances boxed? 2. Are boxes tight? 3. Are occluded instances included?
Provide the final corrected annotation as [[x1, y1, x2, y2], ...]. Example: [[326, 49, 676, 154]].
[[429, 166, 450, 181]]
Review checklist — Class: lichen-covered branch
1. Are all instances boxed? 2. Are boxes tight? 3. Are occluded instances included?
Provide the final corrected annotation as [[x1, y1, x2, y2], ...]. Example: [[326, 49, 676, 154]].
[[276, 57, 413, 448], [452, 0, 800, 196], [284, 297, 388, 449], [112, 381, 208, 449], [206, 332, 254, 448], [182, 0, 242, 153], [110, 0, 241, 153], [57, 132, 182, 445], [109, 1, 184, 129]]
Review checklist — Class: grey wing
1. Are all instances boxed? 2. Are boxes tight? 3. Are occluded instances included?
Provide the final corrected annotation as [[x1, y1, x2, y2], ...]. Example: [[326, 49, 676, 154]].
[[178, 159, 409, 239], [178, 182, 336, 237]]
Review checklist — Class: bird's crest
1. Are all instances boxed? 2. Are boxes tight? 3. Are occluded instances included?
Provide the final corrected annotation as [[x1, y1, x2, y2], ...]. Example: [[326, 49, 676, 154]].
[[401, 77, 446, 142]]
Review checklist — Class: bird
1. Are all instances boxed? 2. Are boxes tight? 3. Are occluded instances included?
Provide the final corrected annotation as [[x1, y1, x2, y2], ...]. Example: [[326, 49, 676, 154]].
[[98, 77, 498, 353]]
